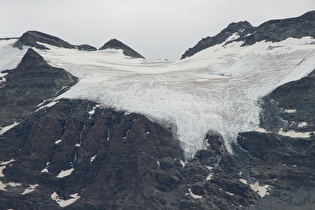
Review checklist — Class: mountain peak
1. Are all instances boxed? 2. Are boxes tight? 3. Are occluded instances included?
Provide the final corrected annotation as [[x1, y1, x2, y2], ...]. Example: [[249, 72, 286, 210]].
[[13, 31, 97, 51], [18, 48, 49, 69], [181, 10, 315, 59], [99, 39, 145, 59]]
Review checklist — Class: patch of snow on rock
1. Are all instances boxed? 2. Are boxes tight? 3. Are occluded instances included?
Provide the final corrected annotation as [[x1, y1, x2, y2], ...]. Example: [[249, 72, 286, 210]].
[[55, 139, 62, 144], [36, 100, 59, 112], [51, 192, 80, 207], [297, 122, 308, 128], [278, 128, 312, 138], [21, 184, 39, 195], [56, 168, 74, 178], [284, 109, 296, 113], [250, 182, 271, 198], [0, 181, 22, 191], [0, 122, 19, 135], [188, 188, 203, 199], [41, 168, 49, 173]]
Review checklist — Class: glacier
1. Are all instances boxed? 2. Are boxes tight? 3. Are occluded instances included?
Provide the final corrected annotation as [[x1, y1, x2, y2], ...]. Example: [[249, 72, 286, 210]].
[[1, 37, 315, 159]]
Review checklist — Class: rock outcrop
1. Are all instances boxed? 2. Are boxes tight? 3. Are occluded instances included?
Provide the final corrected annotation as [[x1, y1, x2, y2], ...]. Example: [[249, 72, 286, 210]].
[[13, 31, 97, 51], [235, 69, 315, 209], [99, 39, 145, 59], [0, 48, 78, 127], [0, 99, 259, 209], [181, 10, 315, 59]]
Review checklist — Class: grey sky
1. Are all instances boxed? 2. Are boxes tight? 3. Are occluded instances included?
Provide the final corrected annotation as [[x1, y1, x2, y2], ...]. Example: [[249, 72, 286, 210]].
[[1, 0, 315, 60]]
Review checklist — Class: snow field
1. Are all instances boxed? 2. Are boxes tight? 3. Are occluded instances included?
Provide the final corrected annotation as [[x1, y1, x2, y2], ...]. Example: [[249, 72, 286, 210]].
[[1, 37, 315, 159]]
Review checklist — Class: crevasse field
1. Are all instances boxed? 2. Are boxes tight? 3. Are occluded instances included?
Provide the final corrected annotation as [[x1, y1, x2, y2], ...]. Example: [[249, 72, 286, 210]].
[[1, 36, 315, 159]]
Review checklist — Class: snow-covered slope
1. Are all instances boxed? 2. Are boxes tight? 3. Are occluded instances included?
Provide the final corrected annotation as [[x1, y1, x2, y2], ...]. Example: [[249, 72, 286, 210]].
[[1, 37, 315, 159]]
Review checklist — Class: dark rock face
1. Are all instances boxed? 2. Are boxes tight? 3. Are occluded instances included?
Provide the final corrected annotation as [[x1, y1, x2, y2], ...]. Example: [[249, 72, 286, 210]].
[[13, 31, 97, 51], [181, 21, 254, 59], [0, 49, 259, 209], [0, 100, 259, 209], [0, 48, 78, 127], [236, 69, 315, 209], [181, 10, 315, 59], [99, 39, 145, 59]]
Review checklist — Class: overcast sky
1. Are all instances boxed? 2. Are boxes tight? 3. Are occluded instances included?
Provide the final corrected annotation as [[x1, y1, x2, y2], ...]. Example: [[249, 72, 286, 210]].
[[1, 0, 315, 60]]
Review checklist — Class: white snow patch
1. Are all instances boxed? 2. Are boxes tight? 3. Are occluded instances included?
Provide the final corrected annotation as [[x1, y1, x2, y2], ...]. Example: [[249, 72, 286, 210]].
[[55, 139, 62, 144], [297, 122, 308, 128], [206, 166, 213, 170], [90, 155, 97, 163], [225, 33, 240, 43], [41, 168, 49, 173], [36, 100, 59, 112], [51, 192, 80, 208], [226, 191, 235, 196], [180, 160, 186, 168], [284, 109, 296, 113], [0, 39, 28, 70], [88, 109, 95, 117], [0, 159, 15, 166], [250, 182, 271, 197], [21, 184, 39, 195], [0, 159, 15, 177], [0, 122, 19, 135], [0, 181, 22, 191], [56, 168, 74, 178], [206, 173, 213, 181], [239, 179, 247, 184], [0, 166, 6, 177], [188, 188, 203, 199], [255, 128, 271, 133], [278, 128, 312, 138], [88, 104, 101, 119], [36, 99, 48, 107]]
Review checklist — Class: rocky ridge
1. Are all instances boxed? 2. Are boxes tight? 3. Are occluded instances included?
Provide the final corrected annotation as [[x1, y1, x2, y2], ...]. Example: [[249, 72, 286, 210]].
[[181, 10, 315, 59], [99, 38, 145, 59], [12, 31, 144, 58]]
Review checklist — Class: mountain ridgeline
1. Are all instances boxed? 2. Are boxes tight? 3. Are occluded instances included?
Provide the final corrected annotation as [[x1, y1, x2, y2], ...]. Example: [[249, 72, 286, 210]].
[[1, 10, 315, 209], [181, 10, 315, 59], [12, 30, 145, 58]]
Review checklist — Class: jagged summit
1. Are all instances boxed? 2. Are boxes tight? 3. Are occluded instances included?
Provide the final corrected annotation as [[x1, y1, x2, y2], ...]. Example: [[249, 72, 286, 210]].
[[181, 10, 315, 59], [181, 21, 254, 59], [13, 30, 97, 51], [99, 39, 145, 59]]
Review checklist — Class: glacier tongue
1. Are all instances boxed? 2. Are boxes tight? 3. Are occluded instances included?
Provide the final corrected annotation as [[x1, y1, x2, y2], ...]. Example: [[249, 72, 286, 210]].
[[2, 37, 315, 159]]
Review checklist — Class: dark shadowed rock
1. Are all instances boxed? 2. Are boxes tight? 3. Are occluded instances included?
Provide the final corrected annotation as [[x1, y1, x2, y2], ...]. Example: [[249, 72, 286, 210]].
[[236, 69, 315, 209], [0, 97, 259, 209], [0, 48, 78, 127], [99, 39, 145, 59]]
